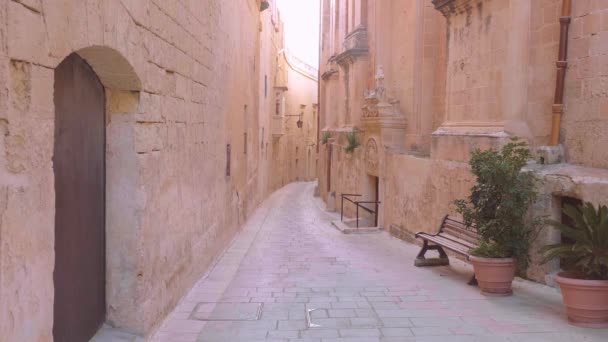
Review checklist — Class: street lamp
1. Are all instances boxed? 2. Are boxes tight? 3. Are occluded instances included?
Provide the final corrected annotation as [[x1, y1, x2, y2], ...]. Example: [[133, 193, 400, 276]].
[[260, 1, 270, 11], [285, 112, 304, 129]]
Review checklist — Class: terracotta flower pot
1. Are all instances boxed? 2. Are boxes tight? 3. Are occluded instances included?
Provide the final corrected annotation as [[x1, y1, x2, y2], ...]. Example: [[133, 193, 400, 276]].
[[469, 256, 516, 296], [554, 272, 608, 328]]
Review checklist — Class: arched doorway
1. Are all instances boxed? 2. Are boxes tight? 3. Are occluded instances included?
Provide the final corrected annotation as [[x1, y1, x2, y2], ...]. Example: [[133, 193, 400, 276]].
[[53, 53, 106, 341]]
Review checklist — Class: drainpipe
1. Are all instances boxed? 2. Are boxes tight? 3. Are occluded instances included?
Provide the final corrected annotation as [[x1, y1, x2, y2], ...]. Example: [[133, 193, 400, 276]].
[[550, 0, 572, 146]]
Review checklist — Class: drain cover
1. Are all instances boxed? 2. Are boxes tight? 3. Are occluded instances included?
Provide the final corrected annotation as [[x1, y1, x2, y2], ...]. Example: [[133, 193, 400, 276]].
[[190, 302, 262, 321]]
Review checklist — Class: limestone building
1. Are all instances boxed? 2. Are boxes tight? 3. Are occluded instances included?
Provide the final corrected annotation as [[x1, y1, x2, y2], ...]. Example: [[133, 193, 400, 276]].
[[270, 50, 319, 190], [318, 0, 608, 282], [0, 0, 315, 340]]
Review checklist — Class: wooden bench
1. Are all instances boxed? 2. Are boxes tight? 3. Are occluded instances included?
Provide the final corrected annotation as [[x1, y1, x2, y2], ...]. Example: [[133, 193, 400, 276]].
[[414, 215, 481, 285]]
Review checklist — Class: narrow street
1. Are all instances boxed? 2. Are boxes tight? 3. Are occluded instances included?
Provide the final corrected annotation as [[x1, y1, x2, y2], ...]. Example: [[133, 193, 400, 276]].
[[142, 182, 607, 342]]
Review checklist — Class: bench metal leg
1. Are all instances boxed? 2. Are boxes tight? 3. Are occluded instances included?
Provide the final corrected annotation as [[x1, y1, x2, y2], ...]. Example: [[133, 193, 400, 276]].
[[414, 240, 450, 267]]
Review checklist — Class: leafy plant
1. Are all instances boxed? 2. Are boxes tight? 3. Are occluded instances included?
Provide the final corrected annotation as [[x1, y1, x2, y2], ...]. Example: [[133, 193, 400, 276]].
[[344, 131, 360, 153], [542, 202, 608, 280], [321, 131, 331, 145], [454, 137, 541, 272]]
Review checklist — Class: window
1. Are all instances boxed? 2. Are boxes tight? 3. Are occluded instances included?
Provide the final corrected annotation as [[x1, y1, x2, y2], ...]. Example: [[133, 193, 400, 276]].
[[244, 105, 248, 155], [264, 75, 268, 98], [226, 144, 231, 176], [244, 133, 248, 155]]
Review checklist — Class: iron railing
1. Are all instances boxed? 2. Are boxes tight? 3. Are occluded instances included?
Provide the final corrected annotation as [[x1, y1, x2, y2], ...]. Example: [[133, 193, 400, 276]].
[[341, 194, 381, 228]]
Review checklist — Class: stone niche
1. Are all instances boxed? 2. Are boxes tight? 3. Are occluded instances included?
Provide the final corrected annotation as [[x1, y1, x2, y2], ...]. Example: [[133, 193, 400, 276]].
[[431, 0, 534, 162], [526, 163, 608, 283]]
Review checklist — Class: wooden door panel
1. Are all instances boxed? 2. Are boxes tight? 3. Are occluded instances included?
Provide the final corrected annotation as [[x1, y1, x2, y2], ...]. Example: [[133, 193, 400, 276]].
[[53, 53, 106, 342]]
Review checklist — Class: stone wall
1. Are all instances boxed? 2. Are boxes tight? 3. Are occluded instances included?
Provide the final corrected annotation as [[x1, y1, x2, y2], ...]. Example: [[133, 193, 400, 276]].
[[562, 1, 608, 168], [0, 0, 274, 339]]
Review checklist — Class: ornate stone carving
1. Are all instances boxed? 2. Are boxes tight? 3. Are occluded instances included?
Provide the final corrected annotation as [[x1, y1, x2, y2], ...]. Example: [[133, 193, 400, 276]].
[[362, 96, 379, 118], [361, 66, 403, 121], [361, 66, 407, 152], [365, 138, 379, 174]]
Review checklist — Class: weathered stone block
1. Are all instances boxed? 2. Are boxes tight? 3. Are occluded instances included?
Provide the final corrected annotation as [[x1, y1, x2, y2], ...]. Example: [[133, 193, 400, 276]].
[[30, 65, 53, 119], [0, 1, 7, 55], [107, 89, 140, 115], [138, 91, 164, 122], [84, 0, 103, 45], [0, 57, 8, 119], [536, 145, 564, 165], [135, 122, 167, 153], [9, 59, 31, 114], [43, 0, 87, 60], [7, 1, 49, 65]]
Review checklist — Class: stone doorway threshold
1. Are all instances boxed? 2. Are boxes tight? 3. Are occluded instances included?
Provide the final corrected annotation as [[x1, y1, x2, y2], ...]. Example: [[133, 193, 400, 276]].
[[89, 324, 143, 342], [331, 219, 382, 234]]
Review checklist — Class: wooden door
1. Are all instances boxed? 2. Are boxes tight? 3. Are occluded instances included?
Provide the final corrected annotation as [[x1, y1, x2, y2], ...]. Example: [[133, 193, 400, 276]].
[[53, 53, 106, 342]]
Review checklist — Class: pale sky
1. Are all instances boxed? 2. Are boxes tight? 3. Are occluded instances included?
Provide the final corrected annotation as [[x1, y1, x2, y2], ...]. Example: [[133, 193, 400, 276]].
[[276, 0, 320, 69]]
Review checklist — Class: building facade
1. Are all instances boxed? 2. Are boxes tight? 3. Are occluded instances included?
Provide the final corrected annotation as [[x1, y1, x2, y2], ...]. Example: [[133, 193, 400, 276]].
[[318, 0, 608, 282], [0, 0, 316, 340], [270, 50, 319, 190]]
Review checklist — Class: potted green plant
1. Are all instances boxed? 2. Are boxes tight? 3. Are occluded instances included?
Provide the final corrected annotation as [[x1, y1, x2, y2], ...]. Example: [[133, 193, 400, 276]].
[[541, 202, 608, 328], [454, 138, 540, 296]]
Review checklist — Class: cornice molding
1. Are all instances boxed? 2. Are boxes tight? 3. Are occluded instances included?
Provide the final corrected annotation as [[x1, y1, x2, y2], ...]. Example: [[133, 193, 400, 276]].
[[335, 48, 368, 66], [321, 68, 338, 81]]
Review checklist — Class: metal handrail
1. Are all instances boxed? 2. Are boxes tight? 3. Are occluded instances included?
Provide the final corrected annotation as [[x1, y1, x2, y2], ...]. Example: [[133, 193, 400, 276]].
[[341, 194, 381, 228]]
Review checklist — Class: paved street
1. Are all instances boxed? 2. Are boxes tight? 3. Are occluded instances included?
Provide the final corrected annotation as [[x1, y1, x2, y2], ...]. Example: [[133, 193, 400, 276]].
[[150, 182, 608, 342]]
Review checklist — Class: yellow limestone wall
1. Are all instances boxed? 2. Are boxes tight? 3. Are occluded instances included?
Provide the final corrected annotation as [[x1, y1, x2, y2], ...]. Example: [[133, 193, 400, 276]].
[[0, 0, 279, 339]]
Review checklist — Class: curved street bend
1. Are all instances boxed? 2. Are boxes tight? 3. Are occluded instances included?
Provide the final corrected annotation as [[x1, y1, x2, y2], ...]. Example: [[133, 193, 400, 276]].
[[139, 182, 608, 342]]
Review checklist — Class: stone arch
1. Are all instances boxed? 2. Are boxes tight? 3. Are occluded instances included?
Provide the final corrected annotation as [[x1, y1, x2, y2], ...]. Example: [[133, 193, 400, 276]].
[[53, 45, 143, 334], [75, 46, 142, 91]]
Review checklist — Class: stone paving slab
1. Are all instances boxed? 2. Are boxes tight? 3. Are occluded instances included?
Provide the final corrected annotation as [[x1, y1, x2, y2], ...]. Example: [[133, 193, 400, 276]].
[[149, 182, 608, 342]]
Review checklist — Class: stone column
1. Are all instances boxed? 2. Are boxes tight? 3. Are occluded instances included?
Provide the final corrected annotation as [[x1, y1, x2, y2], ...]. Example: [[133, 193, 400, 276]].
[[431, 0, 533, 161]]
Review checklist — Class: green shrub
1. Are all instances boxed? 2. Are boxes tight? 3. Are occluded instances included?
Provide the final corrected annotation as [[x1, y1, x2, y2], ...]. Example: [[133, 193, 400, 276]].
[[454, 137, 541, 273], [321, 131, 331, 145], [542, 202, 608, 280], [344, 131, 359, 153]]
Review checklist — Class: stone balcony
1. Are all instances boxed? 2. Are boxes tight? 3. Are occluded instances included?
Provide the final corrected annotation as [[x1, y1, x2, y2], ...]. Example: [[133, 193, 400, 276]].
[[335, 25, 369, 66]]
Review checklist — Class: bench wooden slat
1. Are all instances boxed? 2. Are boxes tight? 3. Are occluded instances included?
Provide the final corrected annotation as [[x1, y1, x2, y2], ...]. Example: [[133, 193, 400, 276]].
[[443, 222, 480, 238], [417, 233, 471, 256], [442, 227, 480, 245], [437, 232, 478, 250]]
